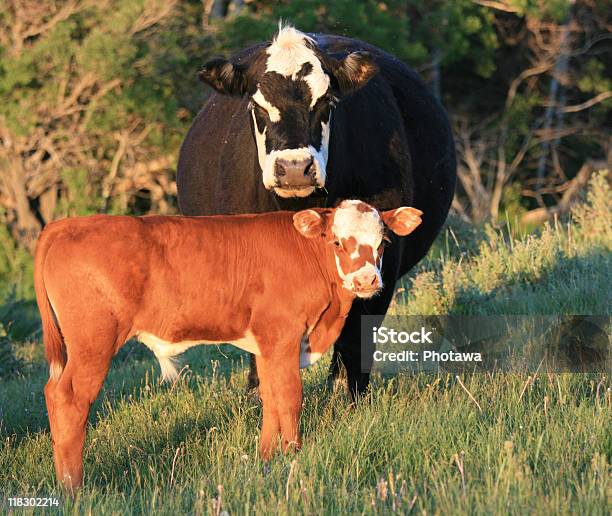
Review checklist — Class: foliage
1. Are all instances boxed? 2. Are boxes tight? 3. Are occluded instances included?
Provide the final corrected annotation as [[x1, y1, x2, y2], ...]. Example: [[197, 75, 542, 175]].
[[0, 210, 34, 300], [0, 322, 23, 379], [395, 171, 612, 315], [218, 0, 425, 63], [0, 0, 196, 254], [0, 0, 610, 297]]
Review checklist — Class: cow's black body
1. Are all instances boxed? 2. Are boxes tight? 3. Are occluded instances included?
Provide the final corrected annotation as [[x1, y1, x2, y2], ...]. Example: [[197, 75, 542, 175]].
[[177, 34, 456, 396]]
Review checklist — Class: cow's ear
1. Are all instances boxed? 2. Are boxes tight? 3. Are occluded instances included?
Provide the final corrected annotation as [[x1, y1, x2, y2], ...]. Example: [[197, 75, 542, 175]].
[[381, 207, 423, 236], [293, 209, 325, 238], [331, 51, 378, 97], [198, 57, 251, 96]]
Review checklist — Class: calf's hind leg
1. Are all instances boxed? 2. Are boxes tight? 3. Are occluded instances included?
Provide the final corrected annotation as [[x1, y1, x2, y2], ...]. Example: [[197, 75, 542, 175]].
[[44, 323, 116, 492]]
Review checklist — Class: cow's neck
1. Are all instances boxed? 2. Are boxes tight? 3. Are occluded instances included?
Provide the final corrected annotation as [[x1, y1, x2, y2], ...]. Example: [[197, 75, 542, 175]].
[[269, 194, 327, 211]]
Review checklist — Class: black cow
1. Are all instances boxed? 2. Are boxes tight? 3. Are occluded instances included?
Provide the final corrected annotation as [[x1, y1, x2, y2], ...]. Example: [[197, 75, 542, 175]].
[[177, 26, 456, 398]]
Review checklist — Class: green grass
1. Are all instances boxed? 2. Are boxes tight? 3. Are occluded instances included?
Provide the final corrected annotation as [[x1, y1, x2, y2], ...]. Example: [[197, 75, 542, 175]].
[[0, 173, 610, 514]]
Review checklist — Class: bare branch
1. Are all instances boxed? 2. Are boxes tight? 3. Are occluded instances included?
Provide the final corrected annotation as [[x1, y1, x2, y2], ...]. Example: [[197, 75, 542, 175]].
[[472, 0, 521, 13], [559, 91, 612, 113], [131, 0, 177, 35], [505, 57, 557, 108], [20, 1, 80, 41], [520, 159, 607, 225], [3, 0, 93, 56]]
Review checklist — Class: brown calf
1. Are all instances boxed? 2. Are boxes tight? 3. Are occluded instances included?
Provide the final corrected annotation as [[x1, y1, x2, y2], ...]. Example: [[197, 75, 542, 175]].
[[35, 200, 422, 491]]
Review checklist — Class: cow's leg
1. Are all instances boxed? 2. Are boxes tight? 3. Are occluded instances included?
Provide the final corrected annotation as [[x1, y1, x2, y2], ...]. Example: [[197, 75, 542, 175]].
[[328, 303, 379, 399], [330, 255, 400, 400], [256, 352, 302, 459], [44, 318, 116, 493], [247, 354, 259, 391]]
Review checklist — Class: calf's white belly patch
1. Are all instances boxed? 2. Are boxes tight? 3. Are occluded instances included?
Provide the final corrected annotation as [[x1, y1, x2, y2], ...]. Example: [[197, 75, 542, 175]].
[[299, 334, 323, 369], [137, 330, 261, 381]]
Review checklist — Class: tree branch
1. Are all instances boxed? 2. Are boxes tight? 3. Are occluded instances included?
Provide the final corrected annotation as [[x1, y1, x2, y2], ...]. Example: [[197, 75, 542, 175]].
[[471, 0, 521, 13], [559, 91, 612, 113]]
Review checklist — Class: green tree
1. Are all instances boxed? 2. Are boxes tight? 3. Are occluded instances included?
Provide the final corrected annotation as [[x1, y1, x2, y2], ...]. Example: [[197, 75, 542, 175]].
[[0, 0, 187, 253]]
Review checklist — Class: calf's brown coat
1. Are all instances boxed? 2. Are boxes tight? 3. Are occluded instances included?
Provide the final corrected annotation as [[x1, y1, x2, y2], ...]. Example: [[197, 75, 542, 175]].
[[35, 204, 421, 491]]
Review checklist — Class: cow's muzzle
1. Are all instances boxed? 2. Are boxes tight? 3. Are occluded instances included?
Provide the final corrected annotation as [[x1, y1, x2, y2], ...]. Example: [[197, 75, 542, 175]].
[[264, 148, 326, 198], [274, 157, 317, 188]]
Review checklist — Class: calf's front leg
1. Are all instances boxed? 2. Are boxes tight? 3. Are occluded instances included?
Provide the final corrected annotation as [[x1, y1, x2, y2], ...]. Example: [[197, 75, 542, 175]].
[[255, 352, 302, 460]]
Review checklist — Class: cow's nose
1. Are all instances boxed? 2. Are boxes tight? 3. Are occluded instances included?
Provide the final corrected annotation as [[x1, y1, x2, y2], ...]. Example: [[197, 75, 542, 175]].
[[274, 157, 316, 187]]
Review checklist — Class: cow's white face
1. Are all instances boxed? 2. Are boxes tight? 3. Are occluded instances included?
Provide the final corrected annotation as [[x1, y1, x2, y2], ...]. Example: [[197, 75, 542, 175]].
[[293, 200, 424, 298], [198, 26, 378, 198]]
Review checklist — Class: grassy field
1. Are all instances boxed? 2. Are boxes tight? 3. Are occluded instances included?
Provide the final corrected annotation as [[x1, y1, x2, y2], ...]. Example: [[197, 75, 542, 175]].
[[0, 173, 610, 515]]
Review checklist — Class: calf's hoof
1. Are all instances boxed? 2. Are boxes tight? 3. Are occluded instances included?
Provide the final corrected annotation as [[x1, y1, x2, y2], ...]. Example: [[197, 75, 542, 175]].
[[59, 473, 82, 498]]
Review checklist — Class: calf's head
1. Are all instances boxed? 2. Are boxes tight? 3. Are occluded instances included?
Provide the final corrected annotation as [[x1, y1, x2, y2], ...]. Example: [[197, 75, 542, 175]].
[[198, 26, 378, 198], [293, 200, 423, 298]]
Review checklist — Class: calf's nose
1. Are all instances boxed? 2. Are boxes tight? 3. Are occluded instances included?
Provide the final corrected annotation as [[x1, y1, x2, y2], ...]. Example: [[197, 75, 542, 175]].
[[353, 275, 379, 290], [274, 157, 316, 187]]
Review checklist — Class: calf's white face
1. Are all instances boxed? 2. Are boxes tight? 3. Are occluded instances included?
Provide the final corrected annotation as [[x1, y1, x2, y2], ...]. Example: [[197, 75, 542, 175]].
[[293, 200, 423, 298], [198, 26, 378, 198]]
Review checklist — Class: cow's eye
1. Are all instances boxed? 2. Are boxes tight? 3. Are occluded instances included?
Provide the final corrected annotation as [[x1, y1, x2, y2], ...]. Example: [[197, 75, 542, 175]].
[[252, 103, 268, 118], [251, 102, 269, 133], [332, 240, 341, 248], [311, 97, 333, 122]]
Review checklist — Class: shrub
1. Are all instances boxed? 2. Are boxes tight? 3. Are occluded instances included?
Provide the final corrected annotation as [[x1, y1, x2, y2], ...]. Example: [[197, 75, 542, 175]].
[[395, 171, 611, 316]]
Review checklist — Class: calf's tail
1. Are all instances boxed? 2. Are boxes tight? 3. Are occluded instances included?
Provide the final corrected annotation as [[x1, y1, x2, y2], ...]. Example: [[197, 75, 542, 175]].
[[34, 229, 66, 381]]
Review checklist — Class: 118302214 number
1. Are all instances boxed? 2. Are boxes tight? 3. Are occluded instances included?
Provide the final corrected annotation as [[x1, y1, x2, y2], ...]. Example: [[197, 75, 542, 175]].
[[7, 497, 60, 507]]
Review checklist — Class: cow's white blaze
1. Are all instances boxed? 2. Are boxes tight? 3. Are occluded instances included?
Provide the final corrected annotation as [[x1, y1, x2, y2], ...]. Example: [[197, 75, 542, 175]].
[[252, 114, 331, 197], [138, 330, 261, 381], [265, 26, 330, 107], [320, 115, 331, 163], [251, 109, 269, 171], [250, 112, 330, 195], [252, 89, 281, 122]]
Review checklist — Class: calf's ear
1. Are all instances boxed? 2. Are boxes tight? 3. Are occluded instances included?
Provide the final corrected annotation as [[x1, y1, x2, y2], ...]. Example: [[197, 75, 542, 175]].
[[293, 210, 325, 238], [198, 57, 251, 96], [331, 51, 378, 97], [381, 207, 423, 236]]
